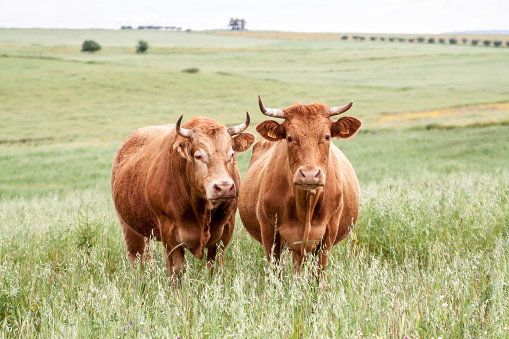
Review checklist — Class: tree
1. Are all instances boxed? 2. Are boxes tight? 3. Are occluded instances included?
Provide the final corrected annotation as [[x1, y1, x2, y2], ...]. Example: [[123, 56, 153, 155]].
[[228, 18, 246, 30], [136, 40, 149, 53], [81, 40, 101, 52]]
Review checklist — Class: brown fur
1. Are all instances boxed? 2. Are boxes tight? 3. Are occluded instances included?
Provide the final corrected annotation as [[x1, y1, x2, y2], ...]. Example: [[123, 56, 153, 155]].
[[239, 102, 361, 275], [111, 117, 255, 277]]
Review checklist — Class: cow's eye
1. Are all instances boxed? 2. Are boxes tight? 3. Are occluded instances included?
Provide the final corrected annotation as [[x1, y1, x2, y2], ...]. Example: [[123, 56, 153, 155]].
[[194, 155, 202, 161], [287, 136, 293, 142], [325, 135, 330, 140]]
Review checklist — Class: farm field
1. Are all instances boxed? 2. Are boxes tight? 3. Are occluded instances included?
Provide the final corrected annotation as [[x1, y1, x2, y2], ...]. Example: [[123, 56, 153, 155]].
[[0, 28, 508, 337]]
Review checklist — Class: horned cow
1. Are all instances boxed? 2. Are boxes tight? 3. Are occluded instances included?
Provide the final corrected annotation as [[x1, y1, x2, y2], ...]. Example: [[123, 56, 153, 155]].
[[111, 114, 255, 277], [239, 95, 361, 276]]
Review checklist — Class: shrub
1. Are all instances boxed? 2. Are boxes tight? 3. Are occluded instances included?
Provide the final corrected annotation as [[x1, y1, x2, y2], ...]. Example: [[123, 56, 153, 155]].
[[380, 37, 386, 41], [136, 40, 149, 53], [472, 39, 480, 45], [493, 40, 502, 47], [370, 37, 376, 41], [408, 38, 415, 43], [359, 36, 365, 41], [74, 210, 101, 252], [398, 38, 406, 42], [439, 38, 446, 44], [182, 67, 199, 73], [483, 40, 491, 46], [341, 35, 348, 40], [81, 40, 101, 52], [462, 38, 468, 44], [449, 38, 457, 44], [506, 41, 509, 47], [428, 38, 435, 43], [389, 37, 396, 42], [417, 37, 425, 43]]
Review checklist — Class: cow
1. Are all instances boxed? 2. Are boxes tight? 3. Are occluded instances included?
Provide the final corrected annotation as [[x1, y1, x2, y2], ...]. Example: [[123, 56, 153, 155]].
[[238, 95, 361, 277], [111, 114, 255, 278]]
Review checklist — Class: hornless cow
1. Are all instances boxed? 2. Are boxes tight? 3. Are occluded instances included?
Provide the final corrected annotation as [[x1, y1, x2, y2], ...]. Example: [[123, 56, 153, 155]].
[[112, 114, 255, 277], [239, 95, 361, 275]]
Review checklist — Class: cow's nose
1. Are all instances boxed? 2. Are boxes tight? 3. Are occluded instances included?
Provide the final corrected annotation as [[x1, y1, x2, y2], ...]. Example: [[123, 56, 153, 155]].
[[299, 168, 321, 180], [294, 166, 325, 187], [207, 180, 236, 200], [213, 182, 235, 195]]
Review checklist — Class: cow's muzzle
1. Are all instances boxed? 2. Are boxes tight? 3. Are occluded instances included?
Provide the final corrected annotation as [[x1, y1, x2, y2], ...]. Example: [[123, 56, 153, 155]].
[[206, 180, 236, 201], [293, 166, 325, 190]]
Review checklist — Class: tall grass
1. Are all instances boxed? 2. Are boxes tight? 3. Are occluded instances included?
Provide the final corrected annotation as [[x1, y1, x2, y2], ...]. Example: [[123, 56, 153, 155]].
[[1, 172, 508, 337]]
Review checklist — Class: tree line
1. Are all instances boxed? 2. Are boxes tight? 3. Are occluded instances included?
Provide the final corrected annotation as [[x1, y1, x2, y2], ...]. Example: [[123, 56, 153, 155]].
[[344, 35, 509, 47]]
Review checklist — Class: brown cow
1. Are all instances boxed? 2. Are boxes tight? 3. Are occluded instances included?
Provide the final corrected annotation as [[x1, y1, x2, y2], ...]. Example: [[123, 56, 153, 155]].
[[239, 95, 361, 276], [111, 114, 255, 277]]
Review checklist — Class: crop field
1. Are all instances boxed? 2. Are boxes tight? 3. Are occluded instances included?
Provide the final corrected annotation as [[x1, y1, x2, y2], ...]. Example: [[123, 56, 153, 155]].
[[0, 28, 509, 337]]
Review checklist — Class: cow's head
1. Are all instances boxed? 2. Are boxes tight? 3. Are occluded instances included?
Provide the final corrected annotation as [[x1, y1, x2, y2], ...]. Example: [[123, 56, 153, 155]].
[[256, 95, 361, 191], [173, 114, 255, 206]]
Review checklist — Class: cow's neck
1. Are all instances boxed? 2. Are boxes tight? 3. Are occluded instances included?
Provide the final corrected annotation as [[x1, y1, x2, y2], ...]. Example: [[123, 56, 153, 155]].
[[166, 143, 214, 229]]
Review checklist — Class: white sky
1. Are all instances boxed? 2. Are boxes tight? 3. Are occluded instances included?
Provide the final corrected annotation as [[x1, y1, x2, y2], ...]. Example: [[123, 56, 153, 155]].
[[1, 0, 508, 34]]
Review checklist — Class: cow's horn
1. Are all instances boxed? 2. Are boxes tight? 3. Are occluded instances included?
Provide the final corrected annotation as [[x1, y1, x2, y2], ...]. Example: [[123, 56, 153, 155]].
[[328, 100, 354, 117], [227, 112, 250, 136], [176, 115, 193, 139], [258, 94, 285, 118]]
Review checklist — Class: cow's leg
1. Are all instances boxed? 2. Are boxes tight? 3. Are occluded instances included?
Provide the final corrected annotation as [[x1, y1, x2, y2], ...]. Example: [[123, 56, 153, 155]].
[[158, 216, 186, 278], [206, 239, 228, 276], [261, 232, 282, 284], [207, 216, 235, 276], [260, 215, 281, 266], [120, 220, 147, 267], [262, 232, 281, 267], [291, 250, 304, 274], [314, 233, 333, 289], [207, 245, 218, 269], [164, 242, 186, 277], [316, 241, 332, 272]]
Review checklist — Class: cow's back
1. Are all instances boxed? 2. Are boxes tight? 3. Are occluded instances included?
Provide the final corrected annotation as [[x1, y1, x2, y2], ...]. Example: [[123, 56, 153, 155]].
[[111, 125, 175, 236]]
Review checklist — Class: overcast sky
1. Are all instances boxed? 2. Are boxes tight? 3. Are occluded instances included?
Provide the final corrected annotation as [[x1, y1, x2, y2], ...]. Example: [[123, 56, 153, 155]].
[[1, 0, 508, 34]]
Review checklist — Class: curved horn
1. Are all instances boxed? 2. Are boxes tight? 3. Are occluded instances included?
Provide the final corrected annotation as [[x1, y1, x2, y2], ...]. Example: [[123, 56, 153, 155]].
[[176, 115, 193, 139], [328, 100, 354, 117], [227, 112, 250, 136], [258, 94, 285, 119]]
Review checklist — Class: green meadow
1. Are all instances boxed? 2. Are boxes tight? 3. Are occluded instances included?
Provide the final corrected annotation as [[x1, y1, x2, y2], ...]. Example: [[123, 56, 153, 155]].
[[0, 28, 508, 337]]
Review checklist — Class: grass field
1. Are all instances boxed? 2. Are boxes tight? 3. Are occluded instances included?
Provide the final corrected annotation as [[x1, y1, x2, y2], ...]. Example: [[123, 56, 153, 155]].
[[0, 29, 508, 337]]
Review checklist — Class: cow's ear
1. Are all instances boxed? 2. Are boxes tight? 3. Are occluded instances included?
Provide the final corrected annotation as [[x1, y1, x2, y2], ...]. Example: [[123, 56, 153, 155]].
[[172, 140, 193, 160], [232, 132, 255, 152], [331, 116, 362, 139], [256, 120, 285, 141]]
